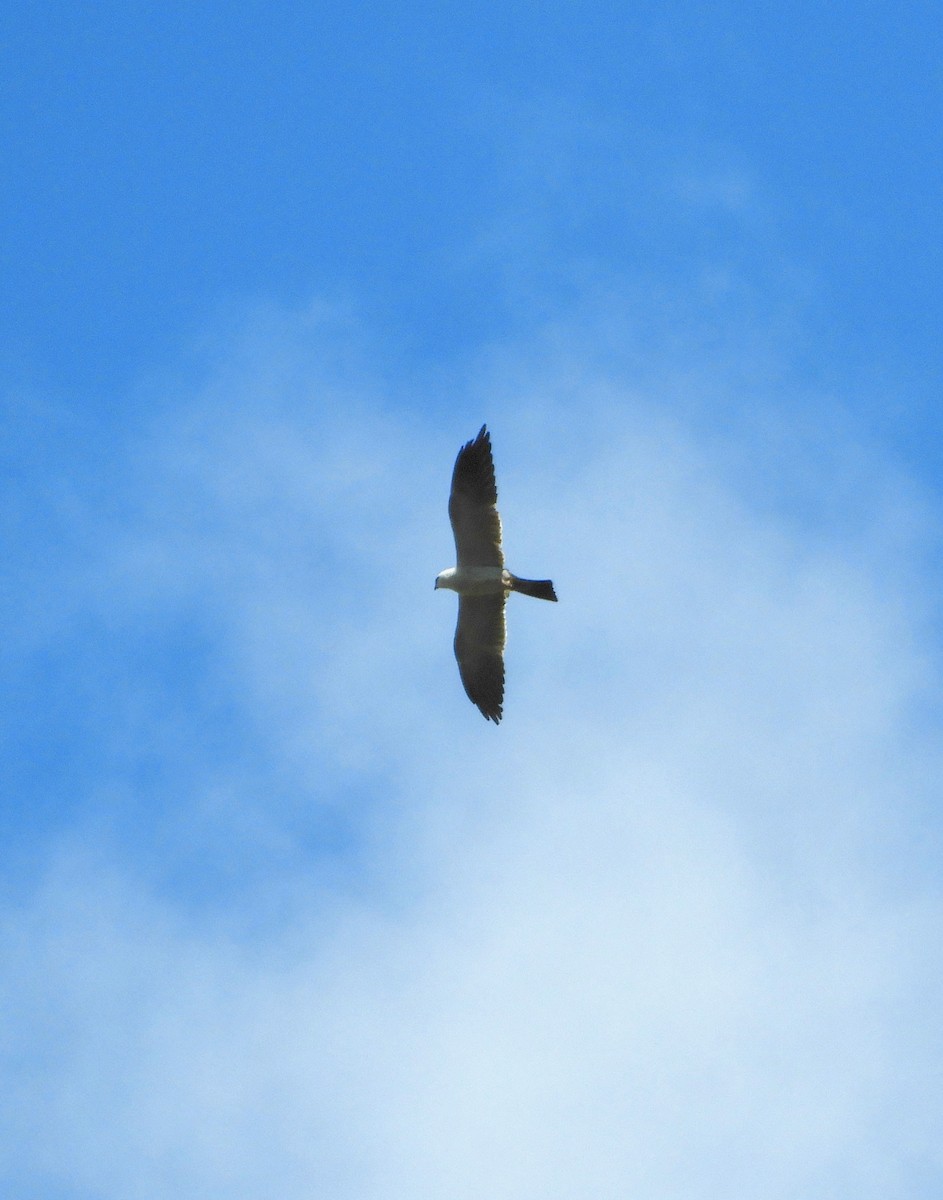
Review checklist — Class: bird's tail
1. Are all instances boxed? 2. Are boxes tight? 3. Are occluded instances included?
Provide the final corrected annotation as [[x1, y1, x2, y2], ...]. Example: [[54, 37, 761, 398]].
[[508, 574, 558, 602]]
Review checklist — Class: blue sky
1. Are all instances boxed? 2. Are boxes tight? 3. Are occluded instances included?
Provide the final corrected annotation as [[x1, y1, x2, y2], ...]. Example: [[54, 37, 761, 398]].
[[3, 4, 943, 1197]]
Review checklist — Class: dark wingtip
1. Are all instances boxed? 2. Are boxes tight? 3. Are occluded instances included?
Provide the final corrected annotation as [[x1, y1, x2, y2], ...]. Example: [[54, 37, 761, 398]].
[[452, 424, 498, 508], [462, 424, 489, 453], [475, 695, 502, 723]]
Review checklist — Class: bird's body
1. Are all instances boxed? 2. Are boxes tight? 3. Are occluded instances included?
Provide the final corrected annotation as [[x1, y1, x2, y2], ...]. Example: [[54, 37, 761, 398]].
[[435, 425, 557, 722], [434, 566, 507, 595]]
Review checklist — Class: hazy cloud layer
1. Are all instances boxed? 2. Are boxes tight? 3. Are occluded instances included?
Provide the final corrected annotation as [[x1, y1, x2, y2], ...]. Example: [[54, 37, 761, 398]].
[[2, 308, 942, 1198]]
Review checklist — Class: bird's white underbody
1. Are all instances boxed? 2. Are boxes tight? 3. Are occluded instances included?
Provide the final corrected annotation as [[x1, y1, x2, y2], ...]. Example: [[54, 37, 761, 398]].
[[434, 566, 510, 595]]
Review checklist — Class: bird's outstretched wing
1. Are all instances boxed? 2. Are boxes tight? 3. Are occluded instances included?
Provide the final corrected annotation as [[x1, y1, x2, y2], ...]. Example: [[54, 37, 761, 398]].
[[448, 425, 504, 567], [454, 594, 506, 723]]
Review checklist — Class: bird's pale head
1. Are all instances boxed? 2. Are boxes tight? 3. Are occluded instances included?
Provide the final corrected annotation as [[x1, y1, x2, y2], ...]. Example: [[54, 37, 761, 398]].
[[434, 568, 456, 591]]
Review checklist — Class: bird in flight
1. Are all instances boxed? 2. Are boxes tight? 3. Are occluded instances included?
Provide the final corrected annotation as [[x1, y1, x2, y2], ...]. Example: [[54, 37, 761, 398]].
[[435, 425, 557, 722]]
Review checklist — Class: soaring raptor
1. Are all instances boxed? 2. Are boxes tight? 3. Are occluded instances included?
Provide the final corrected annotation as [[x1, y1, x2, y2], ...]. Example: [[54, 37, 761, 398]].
[[435, 425, 557, 722]]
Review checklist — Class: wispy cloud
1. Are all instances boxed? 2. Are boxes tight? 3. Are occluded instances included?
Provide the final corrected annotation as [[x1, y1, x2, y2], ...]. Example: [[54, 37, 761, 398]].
[[2, 301, 941, 1198]]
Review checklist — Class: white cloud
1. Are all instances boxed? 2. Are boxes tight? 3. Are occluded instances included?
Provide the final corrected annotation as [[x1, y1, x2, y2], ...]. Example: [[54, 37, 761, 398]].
[[2, 305, 942, 1198]]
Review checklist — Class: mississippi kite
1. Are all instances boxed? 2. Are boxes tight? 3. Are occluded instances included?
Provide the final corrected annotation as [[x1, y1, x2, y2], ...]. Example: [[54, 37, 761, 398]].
[[435, 425, 557, 722]]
